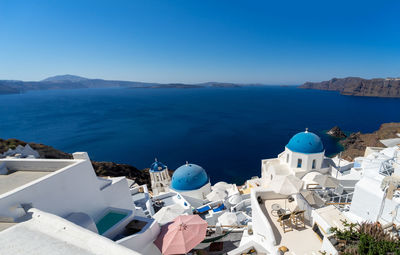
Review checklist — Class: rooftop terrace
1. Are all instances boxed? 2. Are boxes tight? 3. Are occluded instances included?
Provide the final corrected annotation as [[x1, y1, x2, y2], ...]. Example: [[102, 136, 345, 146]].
[[0, 171, 51, 196], [262, 198, 322, 255], [0, 159, 77, 196]]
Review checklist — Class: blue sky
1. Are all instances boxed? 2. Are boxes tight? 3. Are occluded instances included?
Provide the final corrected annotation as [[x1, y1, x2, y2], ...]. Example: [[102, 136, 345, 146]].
[[0, 0, 399, 84]]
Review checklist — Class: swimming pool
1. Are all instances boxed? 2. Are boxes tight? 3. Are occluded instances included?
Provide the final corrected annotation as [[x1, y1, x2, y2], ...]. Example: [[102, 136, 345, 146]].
[[96, 210, 128, 235]]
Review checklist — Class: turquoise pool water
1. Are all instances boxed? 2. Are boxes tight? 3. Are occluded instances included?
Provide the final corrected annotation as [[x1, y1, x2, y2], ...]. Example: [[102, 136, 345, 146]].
[[96, 211, 128, 235]]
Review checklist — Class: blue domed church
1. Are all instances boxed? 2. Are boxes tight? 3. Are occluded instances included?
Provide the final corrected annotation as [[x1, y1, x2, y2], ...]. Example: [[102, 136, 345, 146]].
[[169, 162, 211, 201], [261, 129, 329, 181]]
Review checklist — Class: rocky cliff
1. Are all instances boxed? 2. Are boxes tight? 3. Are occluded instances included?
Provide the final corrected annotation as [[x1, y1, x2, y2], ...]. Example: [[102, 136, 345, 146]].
[[327, 126, 347, 138], [339, 123, 400, 161], [300, 77, 400, 98], [0, 138, 151, 187]]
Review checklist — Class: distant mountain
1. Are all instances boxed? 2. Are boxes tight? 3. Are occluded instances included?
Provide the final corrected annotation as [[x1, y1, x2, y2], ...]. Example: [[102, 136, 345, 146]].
[[0, 75, 252, 95], [299, 77, 400, 98], [42, 74, 89, 83]]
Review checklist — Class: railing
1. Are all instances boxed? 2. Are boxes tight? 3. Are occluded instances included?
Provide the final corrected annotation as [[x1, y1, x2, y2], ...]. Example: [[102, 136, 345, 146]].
[[379, 158, 395, 176], [230, 198, 251, 213], [324, 192, 353, 206]]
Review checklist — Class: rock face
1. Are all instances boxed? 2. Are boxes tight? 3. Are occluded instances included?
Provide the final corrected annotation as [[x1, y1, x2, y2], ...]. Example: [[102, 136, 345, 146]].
[[92, 161, 150, 188], [339, 123, 400, 161], [299, 77, 400, 98], [0, 138, 71, 159], [327, 126, 347, 138], [0, 138, 151, 187]]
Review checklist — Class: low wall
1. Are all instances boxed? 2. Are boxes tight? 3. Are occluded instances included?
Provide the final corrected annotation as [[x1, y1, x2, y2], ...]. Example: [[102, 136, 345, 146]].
[[251, 188, 286, 251], [321, 236, 338, 255]]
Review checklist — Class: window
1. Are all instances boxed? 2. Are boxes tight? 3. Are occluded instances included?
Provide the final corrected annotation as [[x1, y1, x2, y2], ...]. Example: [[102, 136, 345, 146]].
[[312, 159, 316, 169], [286, 154, 289, 163], [297, 159, 302, 168]]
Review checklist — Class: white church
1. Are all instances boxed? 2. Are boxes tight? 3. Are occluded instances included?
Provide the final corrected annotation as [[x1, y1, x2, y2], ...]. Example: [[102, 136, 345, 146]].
[[261, 128, 331, 183], [150, 160, 212, 206]]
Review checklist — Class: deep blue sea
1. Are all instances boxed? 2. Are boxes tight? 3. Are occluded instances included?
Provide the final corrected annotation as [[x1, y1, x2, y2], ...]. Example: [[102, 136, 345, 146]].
[[0, 86, 399, 184]]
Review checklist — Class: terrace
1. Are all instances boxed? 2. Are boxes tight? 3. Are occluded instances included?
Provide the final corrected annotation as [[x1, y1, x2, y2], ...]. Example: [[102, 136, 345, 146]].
[[0, 171, 51, 196], [260, 197, 322, 255], [0, 158, 78, 197]]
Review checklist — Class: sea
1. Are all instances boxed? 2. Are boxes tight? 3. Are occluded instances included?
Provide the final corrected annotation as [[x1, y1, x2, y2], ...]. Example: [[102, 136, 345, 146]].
[[0, 86, 399, 184]]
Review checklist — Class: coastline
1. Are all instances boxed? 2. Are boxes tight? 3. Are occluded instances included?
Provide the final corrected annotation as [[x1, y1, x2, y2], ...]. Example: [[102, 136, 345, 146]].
[[3, 122, 399, 188], [335, 122, 400, 161]]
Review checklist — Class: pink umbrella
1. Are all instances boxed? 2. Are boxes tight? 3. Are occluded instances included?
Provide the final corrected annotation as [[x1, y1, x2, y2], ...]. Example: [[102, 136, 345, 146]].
[[154, 215, 207, 255]]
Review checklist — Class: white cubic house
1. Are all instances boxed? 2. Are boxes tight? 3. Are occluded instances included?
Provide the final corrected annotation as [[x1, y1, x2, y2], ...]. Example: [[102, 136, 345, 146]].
[[0, 152, 161, 255]]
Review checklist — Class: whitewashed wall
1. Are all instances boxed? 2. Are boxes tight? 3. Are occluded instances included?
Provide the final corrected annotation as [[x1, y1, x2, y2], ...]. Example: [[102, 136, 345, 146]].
[[0, 156, 134, 221]]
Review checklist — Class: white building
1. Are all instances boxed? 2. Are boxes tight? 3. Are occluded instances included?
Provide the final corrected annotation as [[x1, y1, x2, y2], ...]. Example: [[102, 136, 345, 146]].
[[229, 130, 354, 255], [0, 152, 161, 255], [169, 162, 211, 208], [149, 159, 171, 196], [261, 129, 330, 183], [346, 145, 400, 228], [1, 144, 40, 159]]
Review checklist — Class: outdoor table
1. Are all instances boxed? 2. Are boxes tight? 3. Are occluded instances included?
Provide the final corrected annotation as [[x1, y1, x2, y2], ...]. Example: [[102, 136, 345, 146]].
[[277, 208, 286, 217], [271, 203, 281, 211]]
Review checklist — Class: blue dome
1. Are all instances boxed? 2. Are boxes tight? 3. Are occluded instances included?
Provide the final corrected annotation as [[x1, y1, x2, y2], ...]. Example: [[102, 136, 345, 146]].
[[150, 160, 167, 172], [286, 131, 324, 154], [171, 163, 209, 191]]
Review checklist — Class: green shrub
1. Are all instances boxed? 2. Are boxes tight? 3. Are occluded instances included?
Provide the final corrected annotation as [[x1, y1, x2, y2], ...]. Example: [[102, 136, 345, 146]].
[[330, 221, 400, 255]]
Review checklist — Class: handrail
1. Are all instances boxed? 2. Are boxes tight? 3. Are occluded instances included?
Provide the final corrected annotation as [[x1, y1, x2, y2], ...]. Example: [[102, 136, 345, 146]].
[[325, 202, 351, 205], [230, 198, 251, 212], [379, 158, 396, 176]]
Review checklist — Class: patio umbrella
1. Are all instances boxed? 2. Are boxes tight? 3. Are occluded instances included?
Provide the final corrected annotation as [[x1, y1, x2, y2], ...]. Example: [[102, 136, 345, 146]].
[[212, 181, 232, 191], [270, 175, 304, 210], [313, 174, 339, 188], [206, 189, 228, 202], [153, 204, 187, 226], [228, 194, 242, 205], [300, 190, 325, 207], [154, 215, 207, 255], [218, 212, 239, 226], [270, 175, 304, 195], [301, 172, 321, 189]]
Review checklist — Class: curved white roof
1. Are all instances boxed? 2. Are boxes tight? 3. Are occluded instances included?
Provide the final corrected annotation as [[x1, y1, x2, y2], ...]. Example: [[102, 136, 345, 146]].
[[0, 209, 141, 255]]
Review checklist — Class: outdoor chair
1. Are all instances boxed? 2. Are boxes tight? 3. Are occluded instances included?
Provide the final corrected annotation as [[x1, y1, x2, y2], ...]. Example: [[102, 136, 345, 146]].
[[277, 213, 293, 233], [291, 210, 306, 228]]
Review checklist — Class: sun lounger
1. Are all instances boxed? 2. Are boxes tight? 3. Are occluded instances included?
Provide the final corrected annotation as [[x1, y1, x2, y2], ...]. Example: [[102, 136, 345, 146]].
[[196, 205, 211, 214], [212, 204, 225, 212]]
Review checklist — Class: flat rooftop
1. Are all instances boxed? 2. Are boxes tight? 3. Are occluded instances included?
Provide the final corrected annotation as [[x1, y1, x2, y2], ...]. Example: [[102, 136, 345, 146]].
[[315, 205, 348, 231], [0, 171, 51, 196], [0, 222, 16, 232], [0, 209, 138, 255], [262, 198, 322, 255], [0, 158, 78, 196]]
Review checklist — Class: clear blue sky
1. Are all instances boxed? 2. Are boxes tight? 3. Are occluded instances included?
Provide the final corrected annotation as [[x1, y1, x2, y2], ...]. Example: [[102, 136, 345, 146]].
[[0, 0, 399, 84]]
